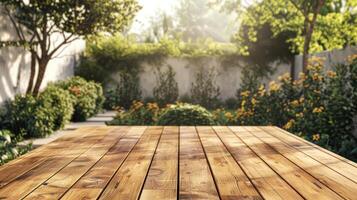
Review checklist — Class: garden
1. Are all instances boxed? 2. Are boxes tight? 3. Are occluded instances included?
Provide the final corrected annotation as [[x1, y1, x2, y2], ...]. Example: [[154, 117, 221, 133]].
[[1, 0, 357, 166]]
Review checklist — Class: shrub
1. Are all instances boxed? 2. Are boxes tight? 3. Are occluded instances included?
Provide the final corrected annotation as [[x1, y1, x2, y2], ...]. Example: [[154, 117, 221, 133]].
[[157, 103, 216, 125], [55, 76, 104, 122], [235, 57, 357, 161], [153, 66, 179, 106], [190, 69, 221, 109], [104, 72, 142, 110], [107, 101, 160, 125], [212, 108, 236, 125], [39, 84, 74, 130], [0, 130, 32, 165], [3, 95, 56, 138]]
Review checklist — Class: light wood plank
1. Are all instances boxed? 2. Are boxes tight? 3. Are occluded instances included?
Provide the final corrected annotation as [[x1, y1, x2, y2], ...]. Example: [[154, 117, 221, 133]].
[[196, 126, 262, 200], [250, 127, 357, 200], [140, 126, 179, 200], [179, 126, 219, 200], [59, 126, 147, 200], [24, 127, 130, 199], [212, 126, 303, 200], [262, 126, 357, 183], [99, 126, 163, 200], [0, 127, 113, 199], [0, 127, 96, 188], [230, 126, 344, 200]]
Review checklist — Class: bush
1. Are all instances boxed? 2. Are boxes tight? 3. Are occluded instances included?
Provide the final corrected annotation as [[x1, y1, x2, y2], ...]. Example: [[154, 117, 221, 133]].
[[39, 84, 74, 130], [104, 72, 142, 110], [190, 69, 221, 109], [234, 57, 357, 161], [157, 103, 216, 125], [153, 66, 179, 106], [3, 95, 56, 138], [55, 76, 104, 122], [0, 130, 32, 165], [107, 101, 160, 125]]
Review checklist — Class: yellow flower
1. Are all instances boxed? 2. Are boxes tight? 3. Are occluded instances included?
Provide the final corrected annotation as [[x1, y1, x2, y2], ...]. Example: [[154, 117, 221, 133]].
[[284, 119, 295, 129], [259, 84, 265, 91], [291, 100, 299, 107], [347, 54, 357, 63], [312, 106, 324, 113], [296, 112, 304, 118], [224, 112, 234, 120], [251, 98, 257, 106], [241, 100, 246, 107], [299, 72, 306, 81], [299, 97, 304, 103], [279, 73, 291, 82], [326, 70, 337, 78], [241, 91, 250, 97], [269, 81, 280, 92], [312, 134, 320, 141]]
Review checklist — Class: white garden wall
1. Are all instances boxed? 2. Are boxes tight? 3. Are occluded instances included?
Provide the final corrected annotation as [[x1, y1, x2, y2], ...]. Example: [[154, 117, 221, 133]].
[[0, 10, 85, 104]]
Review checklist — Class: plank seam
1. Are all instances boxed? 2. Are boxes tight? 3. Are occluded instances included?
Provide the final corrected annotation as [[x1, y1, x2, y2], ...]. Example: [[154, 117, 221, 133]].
[[273, 127, 357, 169], [95, 126, 148, 199], [243, 127, 347, 200], [57, 127, 132, 199], [21, 127, 123, 199], [194, 126, 222, 200], [0, 127, 99, 189], [261, 127, 357, 184], [227, 126, 307, 200], [137, 126, 165, 199], [209, 126, 265, 200]]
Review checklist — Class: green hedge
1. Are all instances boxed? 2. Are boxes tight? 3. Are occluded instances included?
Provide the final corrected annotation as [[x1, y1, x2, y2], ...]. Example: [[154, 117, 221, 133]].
[[0, 130, 31, 165], [55, 76, 105, 122]]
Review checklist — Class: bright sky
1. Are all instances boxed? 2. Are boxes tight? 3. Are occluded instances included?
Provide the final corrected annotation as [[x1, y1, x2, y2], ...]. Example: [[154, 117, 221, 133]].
[[129, 0, 179, 34]]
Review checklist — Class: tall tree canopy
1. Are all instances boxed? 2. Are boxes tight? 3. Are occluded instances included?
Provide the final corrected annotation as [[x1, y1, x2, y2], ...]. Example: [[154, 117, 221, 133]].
[[0, 0, 140, 95], [218, 0, 357, 71]]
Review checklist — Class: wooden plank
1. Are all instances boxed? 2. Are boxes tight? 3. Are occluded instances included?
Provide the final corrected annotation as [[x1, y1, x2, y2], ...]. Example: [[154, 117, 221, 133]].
[[196, 126, 262, 200], [262, 126, 357, 183], [230, 126, 344, 200], [24, 127, 131, 199], [212, 126, 303, 200], [179, 126, 219, 200], [140, 126, 179, 200], [61, 126, 147, 200], [249, 127, 357, 200], [0, 127, 96, 188], [99, 126, 163, 200], [0, 127, 114, 199]]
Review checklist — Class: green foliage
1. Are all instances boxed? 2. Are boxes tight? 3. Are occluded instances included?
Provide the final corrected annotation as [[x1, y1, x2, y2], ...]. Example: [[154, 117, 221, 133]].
[[3, 95, 56, 138], [107, 101, 160, 125], [55, 76, 104, 122], [76, 35, 239, 86], [39, 84, 74, 130], [234, 0, 357, 55], [234, 57, 357, 161], [0, 130, 32, 165], [104, 72, 142, 110], [1, 0, 141, 94], [153, 66, 179, 106], [190, 69, 221, 109], [157, 103, 216, 125]]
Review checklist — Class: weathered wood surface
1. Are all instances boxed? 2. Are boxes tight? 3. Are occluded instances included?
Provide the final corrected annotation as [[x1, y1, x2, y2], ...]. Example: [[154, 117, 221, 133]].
[[0, 126, 356, 200]]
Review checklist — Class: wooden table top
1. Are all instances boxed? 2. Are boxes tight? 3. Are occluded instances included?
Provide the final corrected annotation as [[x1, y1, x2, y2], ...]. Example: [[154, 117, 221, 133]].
[[0, 126, 356, 200]]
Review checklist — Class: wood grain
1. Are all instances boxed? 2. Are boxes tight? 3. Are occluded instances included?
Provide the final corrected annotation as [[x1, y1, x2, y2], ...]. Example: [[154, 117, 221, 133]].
[[179, 126, 219, 200], [140, 126, 179, 200], [213, 126, 303, 200], [99, 126, 163, 200]]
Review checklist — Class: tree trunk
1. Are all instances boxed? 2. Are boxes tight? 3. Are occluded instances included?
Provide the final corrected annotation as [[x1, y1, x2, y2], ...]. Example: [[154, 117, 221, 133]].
[[26, 52, 37, 94], [32, 59, 49, 96], [301, 0, 325, 73]]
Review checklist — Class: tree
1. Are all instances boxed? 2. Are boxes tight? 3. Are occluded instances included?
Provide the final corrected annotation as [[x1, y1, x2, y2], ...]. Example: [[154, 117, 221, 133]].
[[0, 0, 140, 95], [232, 0, 357, 72], [289, 0, 325, 72]]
